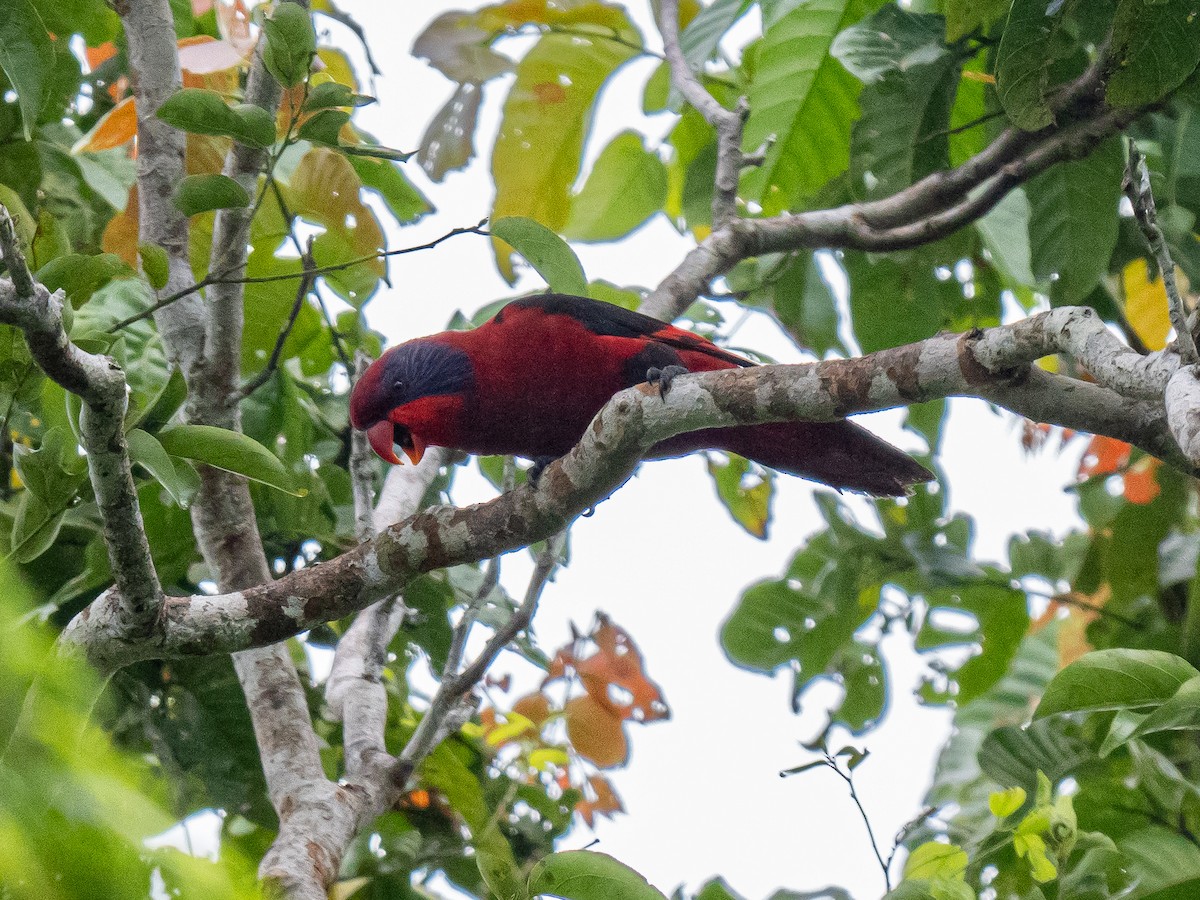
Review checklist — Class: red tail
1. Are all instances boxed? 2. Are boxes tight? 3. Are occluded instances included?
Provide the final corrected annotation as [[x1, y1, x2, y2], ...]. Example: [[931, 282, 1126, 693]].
[[650, 420, 932, 496]]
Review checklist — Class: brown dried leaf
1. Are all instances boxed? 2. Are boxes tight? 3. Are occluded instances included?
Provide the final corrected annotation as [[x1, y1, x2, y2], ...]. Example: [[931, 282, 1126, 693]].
[[565, 694, 627, 768]]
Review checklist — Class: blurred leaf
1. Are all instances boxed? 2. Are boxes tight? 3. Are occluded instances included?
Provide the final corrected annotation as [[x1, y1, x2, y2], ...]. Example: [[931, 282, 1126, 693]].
[[977, 187, 1036, 287], [528, 850, 669, 900], [490, 216, 587, 294], [262, 2, 315, 88], [742, 0, 870, 213], [831, 6, 947, 84], [1122, 257, 1173, 351], [73, 95, 137, 152], [706, 453, 774, 539], [157, 424, 300, 496], [0, 0, 52, 140], [1035, 649, 1199, 719], [156, 88, 277, 149], [138, 243, 170, 291], [349, 156, 433, 225], [1106, 0, 1200, 107], [418, 83, 482, 181], [945, 0, 1009, 41], [1028, 137, 1123, 305], [35, 253, 130, 308], [1118, 828, 1200, 898], [173, 174, 250, 216], [844, 252, 947, 352], [564, 131, 666, 242], [904, 842, 968, 880], [565, 694, 628, 767], [996, 0, 1066, 130], [491, 27, 638, 280]]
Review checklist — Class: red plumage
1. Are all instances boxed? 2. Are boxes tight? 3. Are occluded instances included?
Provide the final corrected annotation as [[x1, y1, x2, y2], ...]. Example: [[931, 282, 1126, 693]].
[[350, 294, 932, 495]]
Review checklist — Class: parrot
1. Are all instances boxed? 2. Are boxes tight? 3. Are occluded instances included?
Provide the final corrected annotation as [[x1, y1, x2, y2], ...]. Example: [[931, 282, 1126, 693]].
[[349, 293, 932, 495]]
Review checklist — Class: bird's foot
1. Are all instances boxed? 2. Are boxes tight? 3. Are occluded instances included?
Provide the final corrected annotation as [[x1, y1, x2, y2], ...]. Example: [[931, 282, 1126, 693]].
[[528, 456, 558, 486], [646, 364, 689, 399]]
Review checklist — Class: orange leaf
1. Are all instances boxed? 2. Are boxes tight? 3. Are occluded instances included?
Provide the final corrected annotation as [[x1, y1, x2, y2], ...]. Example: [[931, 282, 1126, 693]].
[[576, 774, 623, 827], [74, 96, 137, 152], [1078, 435, 1131, 479], [575, 617, 669, 723], [101, 186, 139, 267], [85, 42, 117, 72], [216, 0, 256, 54], [1123, 456, 1161, 504], [512, 691, 551, 727], [565, 694, 627, 768]]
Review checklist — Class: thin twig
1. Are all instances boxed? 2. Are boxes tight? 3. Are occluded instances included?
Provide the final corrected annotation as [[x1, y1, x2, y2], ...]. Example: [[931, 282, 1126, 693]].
[[443, 457, 516, 678], [656, 0, 745, 230], [238, 236, 317, 399], [1124, 138, 1196, 364], [390, 529, 566, 790], [105, 221, 490, 334], [824, 753, 891, 892]]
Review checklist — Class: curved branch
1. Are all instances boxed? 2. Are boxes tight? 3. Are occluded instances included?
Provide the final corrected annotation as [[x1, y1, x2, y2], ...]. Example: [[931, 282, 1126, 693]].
[[63, 309, 1185, 670]]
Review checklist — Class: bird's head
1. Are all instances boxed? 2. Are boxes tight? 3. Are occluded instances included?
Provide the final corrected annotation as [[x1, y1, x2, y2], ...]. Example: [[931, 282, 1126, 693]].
[[350, 338, 474, 465]]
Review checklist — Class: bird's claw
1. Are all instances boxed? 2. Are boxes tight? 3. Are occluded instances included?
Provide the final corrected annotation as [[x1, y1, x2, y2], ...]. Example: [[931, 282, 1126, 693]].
[[528, 456, 557, 486], [646, 364, 689, 399]]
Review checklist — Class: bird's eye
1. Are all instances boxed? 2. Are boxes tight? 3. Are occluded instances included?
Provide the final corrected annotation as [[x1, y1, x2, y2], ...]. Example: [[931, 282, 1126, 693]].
[[392, 379, 405, 392]]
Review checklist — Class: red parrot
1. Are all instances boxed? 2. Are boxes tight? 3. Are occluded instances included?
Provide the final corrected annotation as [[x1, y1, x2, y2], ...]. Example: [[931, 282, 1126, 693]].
[[350, 293, 932, 495]]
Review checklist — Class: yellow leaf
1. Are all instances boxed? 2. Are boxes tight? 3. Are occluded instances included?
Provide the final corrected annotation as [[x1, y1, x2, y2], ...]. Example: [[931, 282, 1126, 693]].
[[491, 25, 638, 281], [329, 877, 369, 900], [989, 786, 1027, 818], [1122, 257, 1173, 350], [528, 747, 569, 770]]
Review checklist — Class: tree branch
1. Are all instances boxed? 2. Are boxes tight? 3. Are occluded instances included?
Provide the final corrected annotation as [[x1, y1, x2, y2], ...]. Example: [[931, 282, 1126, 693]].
[[639, 54, 1138, 322], [114, 0, 207, 377], [1124, 138, 1196, 363], [657, 0, 746, 230], [64, 307, 1187, 669], [0, 207, 163, 634], [390, 529, 566, 791]]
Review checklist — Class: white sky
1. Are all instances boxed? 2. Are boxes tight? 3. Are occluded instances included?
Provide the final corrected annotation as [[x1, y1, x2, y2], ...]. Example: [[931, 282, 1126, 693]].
[[311, 3, 1088, 896]]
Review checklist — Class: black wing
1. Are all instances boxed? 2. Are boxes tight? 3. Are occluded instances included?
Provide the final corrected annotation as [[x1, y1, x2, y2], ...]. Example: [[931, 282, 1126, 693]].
[[500, 293, 754, 368]]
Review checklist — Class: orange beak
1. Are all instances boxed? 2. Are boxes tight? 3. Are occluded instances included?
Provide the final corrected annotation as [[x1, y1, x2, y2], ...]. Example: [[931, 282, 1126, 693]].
[[366, 420, 401, 464], [365, 420, 426, 466], [404, 433, 425, 466]]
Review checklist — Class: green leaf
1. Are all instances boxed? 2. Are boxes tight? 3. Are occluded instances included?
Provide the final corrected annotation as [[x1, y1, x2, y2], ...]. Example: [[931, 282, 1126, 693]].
[[1028, 136, 1124, 305], [491, 27, 638, 280], [770, 252, 846, 356], [302, 81, 375, 112], [156, 88, 277, 149], [126, 429, 196, 508], [831, 6, 947, 84], [348, 156, 433, 225], [36, 252, 130, 307], [564, 131, 666, 242], [296, 109, 350, 147], [157, 424, 301, 496], [490, 217, 587, 295], [680, 0, 752, 71], [944, 0, 1010, 41], [0, 0, 53, 140], [172, 174, 250, 217], [995, 0, 1067, 130], [1118, 828, 1200, 899], [1034, 649, 1200, 719], [849, 54, 957, 200], [262, 2, 315, 88], [903, 842, 968, 880], [706, 454, 774, 539], [742, 0, 870, 213], [13, 427, 83, 508], [1121, 675, 1200, 745], [844, 252, 948, 353], [527, 850, 669, 900], [10, 492, 67, 563], [337, 143, 414, 162], [137, 243, 169, 291], [977, 187, 1036, 287], [1107, 0, 1200, 107], [129, 366, 187, 434]]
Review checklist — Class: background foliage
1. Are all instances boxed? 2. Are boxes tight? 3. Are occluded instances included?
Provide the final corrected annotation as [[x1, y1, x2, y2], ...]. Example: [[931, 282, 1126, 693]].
[[1, 0, 1200, 897]]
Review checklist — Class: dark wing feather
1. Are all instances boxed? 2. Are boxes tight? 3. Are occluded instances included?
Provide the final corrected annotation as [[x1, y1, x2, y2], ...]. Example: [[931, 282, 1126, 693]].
[[503, 293, 754, 369]]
